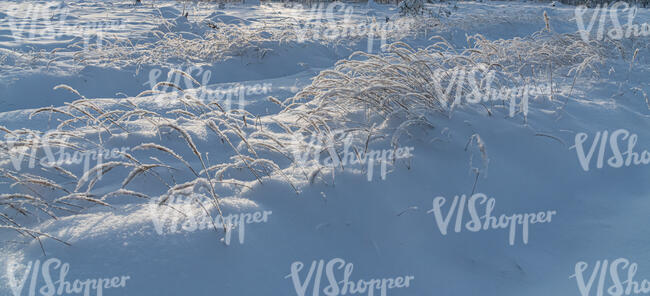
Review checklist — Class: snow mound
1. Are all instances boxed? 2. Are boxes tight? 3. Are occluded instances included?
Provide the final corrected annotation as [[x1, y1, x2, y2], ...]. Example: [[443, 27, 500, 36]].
[[206, 12, 253, 26], [154, 6, 182, 19]]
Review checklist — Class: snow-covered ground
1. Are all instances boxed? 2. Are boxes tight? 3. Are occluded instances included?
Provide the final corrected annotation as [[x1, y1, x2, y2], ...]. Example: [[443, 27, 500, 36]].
[[1, 0, 650, 295]]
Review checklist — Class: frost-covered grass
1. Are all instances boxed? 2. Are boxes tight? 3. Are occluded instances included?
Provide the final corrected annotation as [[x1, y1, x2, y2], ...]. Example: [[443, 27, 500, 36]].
[[2, 2, 428, 73], [1, 3, 650, 295], [284, 24, 614, 135], [1, 15, 639, 248]]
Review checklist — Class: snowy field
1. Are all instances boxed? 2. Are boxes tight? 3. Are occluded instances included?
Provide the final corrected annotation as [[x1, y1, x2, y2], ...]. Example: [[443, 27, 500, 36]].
[[1, 0, 650, 295]]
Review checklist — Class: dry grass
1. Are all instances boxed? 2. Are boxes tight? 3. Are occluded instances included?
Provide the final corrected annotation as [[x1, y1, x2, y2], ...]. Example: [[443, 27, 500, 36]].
[[0, 14, 628, 251]]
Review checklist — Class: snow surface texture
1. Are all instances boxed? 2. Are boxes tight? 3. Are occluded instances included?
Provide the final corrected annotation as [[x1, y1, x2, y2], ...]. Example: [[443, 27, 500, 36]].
[[0, 0, 649, 295]]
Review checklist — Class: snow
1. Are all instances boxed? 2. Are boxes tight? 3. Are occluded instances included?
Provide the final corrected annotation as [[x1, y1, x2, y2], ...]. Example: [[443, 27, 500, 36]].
[[1, 0, 649, 295]]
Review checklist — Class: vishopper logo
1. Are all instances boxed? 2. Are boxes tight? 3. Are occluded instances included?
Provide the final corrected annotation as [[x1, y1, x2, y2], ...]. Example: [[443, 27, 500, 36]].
[[285, 258, 415, 296], [4, 258, 130, 296], [3, 3, 125, 50], [289, 130, 414, 181], [572, 128, 650, 172], [143, 66, 272, 111], [289, 3, 414, 53], [149, 193, 272, 245], [575, 2, 650, 42], [1, 131, 130, 180], [427, 193, 557, 246], [430, 65, 552, 117], [570, 258, 650, 296]]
